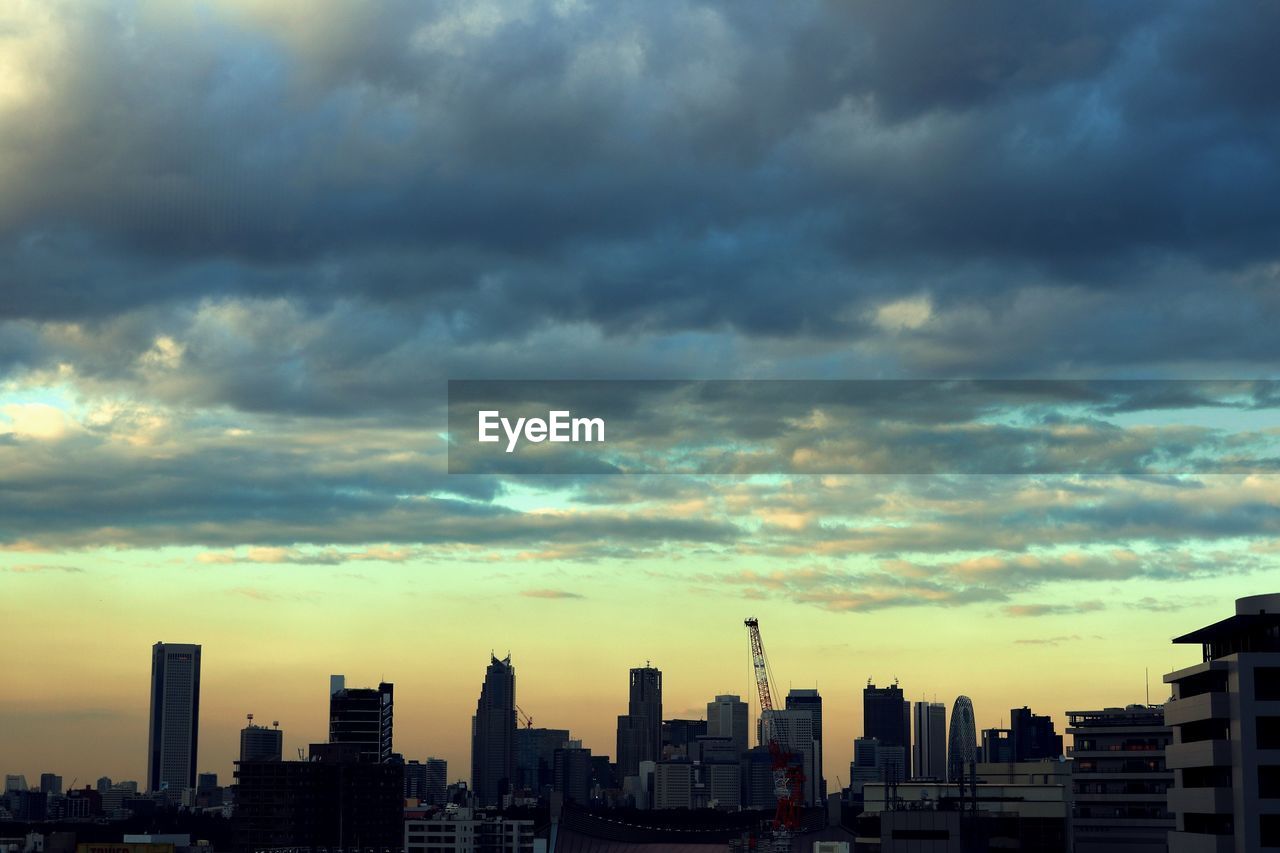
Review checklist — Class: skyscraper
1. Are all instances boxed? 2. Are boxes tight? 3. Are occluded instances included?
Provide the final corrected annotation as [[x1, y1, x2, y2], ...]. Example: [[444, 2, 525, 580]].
[[239, 716, 283, 762], [706, 694, 749, 755], [760, 708, 821, 805], [616, 665, 662, 778], [147, 642, 201, 794], [863, 680, 909, 750], [472, 653, 516, 806], [912, 701, 946, 780], [947, 695, 977, 782], [329, 677, 394, 763], [1010, 706, 1063, 761], [786, 688, 825, 798]]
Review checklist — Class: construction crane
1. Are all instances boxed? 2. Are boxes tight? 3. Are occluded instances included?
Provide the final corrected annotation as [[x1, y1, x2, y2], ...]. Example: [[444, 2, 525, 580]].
[[516, 705, 534, 729], [745, 617, 804, 850]]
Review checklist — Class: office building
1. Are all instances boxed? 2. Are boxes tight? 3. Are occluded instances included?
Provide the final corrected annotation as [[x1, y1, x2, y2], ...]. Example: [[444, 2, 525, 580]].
[[948, 695, 978, 782], [706, 694, 749, 755], [864, 681, 909, 763], [239, 717, 283, 762], [234, 744, 403, 852], [515, 727, 570, 795], [405, 757, 448, 804], [1164, 592, 1280, 850], [661, 718, 707, 759], [328, 677, 394, 763], [147, 642, 202, 793], [39, 773, 62, 795], [760, 708, 820, 805], [616, 665, 662, 778], [653, 760, 694, 810], [1066, 704, 1172, 853], [912, 701, 946, 780], [553, 743, 593, 805], [850, 736, 907, 795], [786, 688, 825, 798], [982, 727, 1014, 763], [1012, 705, 1064, 761], [472, 653, 517, 807], [404, 808, 536, 853]]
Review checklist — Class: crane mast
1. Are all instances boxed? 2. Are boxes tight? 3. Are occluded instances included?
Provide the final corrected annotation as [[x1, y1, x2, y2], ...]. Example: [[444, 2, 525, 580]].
[[744, 617, 804, 847]]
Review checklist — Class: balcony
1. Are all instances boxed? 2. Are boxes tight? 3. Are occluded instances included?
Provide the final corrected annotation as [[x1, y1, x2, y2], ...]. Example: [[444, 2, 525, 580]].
[[1165, 739, 1232, 769], [1165, 692, 1231, 726], [1168, 786, 1234, 814], [1168, 832, 1234, 853]]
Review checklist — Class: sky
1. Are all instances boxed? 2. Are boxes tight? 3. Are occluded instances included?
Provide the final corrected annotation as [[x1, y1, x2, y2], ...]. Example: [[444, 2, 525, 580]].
[[2, 0, 1280, 791]]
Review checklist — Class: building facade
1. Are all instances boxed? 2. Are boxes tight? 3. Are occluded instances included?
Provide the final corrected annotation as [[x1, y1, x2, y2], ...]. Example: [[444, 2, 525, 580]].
[[1164, 592, 1280, 851], [913, 701, 947, 780], [616, 665, 662, 778], [1066, 704, 1172, 853], [328, 677, 394, 763], [707, 694, 749, 756], [948, 695, 978, 783]]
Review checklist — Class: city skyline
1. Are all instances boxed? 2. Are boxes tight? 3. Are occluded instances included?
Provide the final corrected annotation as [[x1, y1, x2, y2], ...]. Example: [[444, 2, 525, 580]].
[[0, 591, 1237, 793]]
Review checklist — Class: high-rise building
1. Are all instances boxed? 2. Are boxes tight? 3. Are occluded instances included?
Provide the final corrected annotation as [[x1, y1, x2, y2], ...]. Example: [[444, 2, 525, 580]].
[[472, 653, 516, 806], [516, 727, 570, 795], [864, 680, 909, 752], [240, 717, 283, 762], [616, 665, 662, 778], [661, 719, 707, 758], [147, 641, 201, 793], [912, 701, 947, 780], [4, 775, 28, 793], [328, 678, 393, 763], [96, 777, 112, 793], [1164, 592, 1280, 850], [706, 694, 749, 755], [760, 708, 820, 805], [553, 744, 594, 804], [39, 774, 62, 796], [980, 727, 1014, 763], [1066, 704, 1172, 853], [947, 695, 977, 782], [405, 757, 448, 804], [849, 736, 907, 795], [786, 688, 825, 799], [1010, 706, 1063, 761]]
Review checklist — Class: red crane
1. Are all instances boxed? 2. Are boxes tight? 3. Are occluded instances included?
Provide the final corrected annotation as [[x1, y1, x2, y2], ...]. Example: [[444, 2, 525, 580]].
[[745, 617, 804, 841]]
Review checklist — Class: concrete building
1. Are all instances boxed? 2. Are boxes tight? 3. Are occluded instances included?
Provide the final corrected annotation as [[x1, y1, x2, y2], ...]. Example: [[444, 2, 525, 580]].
[[328, 677, 394, 763], [981, 727, 1014, 763], [1164, 592, 1280, 851], [1066, 704, 1172, 853], [147, 642, 201, 794], [404, 807, 536, 853], [406, 757, 448, 804], [787, 688, 825, 798], [913, 701, 947, 780], [653, 761, 694, 810], [553, 744, 593, 805], [850, 737, 907, 796], [864, 681, 910, 756], [706, 694, 749, 756]]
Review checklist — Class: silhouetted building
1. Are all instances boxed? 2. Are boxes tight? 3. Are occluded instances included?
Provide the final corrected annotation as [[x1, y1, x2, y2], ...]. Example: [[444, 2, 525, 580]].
[[660, 719, 706, 758], [516, 727, 570, 795], [472, 653, 517, 806], [850, 736, 906, 795], [234, 744, 403, 853], [39, 773, 62, 795], [706, 694, 749, 756], [554, 743, 594, 804], [864, 680, 909, 757], [239, 717, 283, 762], [948, 695, 977, 782], [328, 677, 394, 763], [1067, 704, 1172, 852], [912, 701, 946, 780], [1011, 706, 1063, 761], [147, 641, 201, 794], [1165, 592, 1280, 850], [616, 665, 662, 777], [404, 757, 447, 804], [982, 727, 1014, 763], [761, 708, 820, 805]]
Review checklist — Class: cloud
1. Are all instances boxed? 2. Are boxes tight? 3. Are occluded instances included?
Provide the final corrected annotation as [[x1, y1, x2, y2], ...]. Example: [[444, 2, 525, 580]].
[[519, 588, 585, 600], [1003, 600, 1106, 618]]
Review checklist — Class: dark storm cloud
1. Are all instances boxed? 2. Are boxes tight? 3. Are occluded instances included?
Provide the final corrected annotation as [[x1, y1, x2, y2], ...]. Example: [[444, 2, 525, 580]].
[[0, 0, 1276, 362]]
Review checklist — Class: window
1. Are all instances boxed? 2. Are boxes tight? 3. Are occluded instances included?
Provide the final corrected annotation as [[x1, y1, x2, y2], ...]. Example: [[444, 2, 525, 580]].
[[1257, 668, 1280, 701], [1260, 717, 1280, 750], [1260, 766, 1280, 799]]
